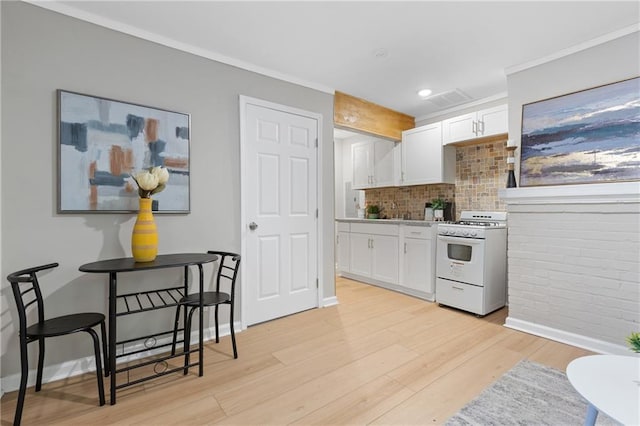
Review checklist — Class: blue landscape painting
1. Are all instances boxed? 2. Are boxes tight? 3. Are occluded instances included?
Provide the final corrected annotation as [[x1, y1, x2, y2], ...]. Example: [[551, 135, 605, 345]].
[[520, 77, 640, 186]]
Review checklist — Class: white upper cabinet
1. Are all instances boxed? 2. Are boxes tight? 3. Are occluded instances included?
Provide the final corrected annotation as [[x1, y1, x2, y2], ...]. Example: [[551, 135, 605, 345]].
[[399, 122, 455, 185], [442, 104, 508, 145], [351, 139, 396, 189]]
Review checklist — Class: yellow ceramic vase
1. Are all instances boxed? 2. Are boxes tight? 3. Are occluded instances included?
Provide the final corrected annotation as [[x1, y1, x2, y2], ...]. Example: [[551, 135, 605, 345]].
[[131, 198, 158, 262]]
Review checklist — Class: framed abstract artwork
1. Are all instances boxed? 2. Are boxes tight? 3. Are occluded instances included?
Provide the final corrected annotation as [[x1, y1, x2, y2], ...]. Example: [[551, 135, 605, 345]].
[[57, 90, 190, 213], [520, 77, 640, 187]]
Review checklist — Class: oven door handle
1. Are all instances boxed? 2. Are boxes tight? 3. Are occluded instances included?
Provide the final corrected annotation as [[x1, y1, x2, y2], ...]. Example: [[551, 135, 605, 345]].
[[437, 235, 483, 245]]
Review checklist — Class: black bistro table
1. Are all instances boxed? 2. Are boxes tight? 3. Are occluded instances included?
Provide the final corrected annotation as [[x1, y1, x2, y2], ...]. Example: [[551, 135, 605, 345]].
[[79, 253, 218, 405]]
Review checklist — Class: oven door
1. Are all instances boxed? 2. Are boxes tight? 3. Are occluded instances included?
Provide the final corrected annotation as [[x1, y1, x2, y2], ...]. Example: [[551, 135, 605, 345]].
[[436, 235, 485, 286]]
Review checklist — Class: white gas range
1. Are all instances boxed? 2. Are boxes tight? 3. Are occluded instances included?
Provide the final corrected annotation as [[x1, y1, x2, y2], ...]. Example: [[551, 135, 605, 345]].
[[435, 211, 507, 316]]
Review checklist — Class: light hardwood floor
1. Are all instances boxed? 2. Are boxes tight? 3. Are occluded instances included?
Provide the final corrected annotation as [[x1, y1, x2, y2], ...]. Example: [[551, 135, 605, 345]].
[[1, 277, 594, 425]]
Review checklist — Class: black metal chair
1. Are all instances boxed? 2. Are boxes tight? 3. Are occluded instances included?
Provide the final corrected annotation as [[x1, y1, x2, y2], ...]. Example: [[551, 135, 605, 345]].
[[171, 251, 240, 361], [7, 263, 107, 426]]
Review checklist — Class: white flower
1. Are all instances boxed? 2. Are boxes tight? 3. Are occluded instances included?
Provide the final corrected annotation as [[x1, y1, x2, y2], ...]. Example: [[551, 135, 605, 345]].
[[131, 166, 169, 198], [151, 166, 169, 185], [135, 171, 159, 191]]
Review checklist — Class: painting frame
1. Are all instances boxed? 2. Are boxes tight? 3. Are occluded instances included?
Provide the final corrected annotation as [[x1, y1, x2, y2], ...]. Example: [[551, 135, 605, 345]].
[[519, 76, 640, 187], [57, 89, 191, 213]]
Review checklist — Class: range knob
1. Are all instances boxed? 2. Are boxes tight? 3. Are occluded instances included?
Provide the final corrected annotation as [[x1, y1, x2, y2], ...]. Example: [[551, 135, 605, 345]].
[[462, 230, 470, 237], [470, 230, 478, 237]]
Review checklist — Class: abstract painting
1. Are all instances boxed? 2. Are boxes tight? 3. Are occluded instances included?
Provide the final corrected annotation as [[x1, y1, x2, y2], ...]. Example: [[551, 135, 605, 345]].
[[520, 77, 640, 186], [58, 90, 190, 213]]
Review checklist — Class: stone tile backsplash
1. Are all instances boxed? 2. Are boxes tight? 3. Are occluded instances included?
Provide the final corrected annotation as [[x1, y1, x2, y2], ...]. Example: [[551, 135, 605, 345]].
[[364, 139, 508, 220]]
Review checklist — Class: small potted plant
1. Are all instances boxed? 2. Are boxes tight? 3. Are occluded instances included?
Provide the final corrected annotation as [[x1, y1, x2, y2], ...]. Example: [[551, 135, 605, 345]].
[[431, 198, 445, 220], [367, 204, 380, 219], [626, 332, 640, 353]]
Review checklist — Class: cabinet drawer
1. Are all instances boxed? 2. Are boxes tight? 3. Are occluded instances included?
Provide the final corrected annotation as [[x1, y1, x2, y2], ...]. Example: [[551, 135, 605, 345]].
[[401, 226, 431, 240], [436, 278, 483, 314], [351, 222, 399, 236], [336, 222, 350, 232]]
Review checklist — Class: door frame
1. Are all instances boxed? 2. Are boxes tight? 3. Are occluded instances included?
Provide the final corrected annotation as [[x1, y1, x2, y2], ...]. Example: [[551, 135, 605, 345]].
[[239, 95, 324, 329]]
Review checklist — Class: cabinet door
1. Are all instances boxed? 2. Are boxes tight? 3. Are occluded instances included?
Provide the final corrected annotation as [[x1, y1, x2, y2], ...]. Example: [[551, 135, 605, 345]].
[[371, 234, 399, 284], [351, 142, 372, 189], [442, 112, 476, 144], [337, 231, 350, 273], [372, 139, 395, 187], [349, 233, 372, 276], [477, 104, 508, 138], [402, 238, 432, 293], [401, 123, 442, 185]]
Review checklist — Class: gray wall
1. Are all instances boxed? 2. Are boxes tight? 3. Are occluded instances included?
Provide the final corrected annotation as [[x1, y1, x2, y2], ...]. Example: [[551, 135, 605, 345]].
[[503, 31, 640, 351], [1, 2, 334, 384]]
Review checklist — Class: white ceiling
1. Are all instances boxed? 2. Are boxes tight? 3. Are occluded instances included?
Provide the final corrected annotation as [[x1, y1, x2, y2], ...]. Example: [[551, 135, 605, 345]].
[[39, 1, 639, 119]]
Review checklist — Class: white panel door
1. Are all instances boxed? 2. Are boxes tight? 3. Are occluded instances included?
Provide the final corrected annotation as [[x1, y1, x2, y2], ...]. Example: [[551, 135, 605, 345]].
[[243, 100, 318, 326]]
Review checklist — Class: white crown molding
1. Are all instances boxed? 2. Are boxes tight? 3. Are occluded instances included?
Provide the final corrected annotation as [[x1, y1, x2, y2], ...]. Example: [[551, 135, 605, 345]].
[[23, 0, 335, 95], [506, 23, 640, 76]]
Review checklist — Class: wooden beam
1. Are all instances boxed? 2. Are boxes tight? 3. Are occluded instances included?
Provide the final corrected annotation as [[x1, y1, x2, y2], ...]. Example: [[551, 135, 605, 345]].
[[334, 91, 415, 141]]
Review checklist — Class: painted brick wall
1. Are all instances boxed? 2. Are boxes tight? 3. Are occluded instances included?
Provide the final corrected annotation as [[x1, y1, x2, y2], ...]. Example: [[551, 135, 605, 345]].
[[507, 203, 640, 347], [365, 139, 508, 219]]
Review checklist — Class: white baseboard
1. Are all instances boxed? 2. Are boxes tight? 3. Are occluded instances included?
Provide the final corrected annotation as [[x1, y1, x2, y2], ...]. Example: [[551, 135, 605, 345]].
[[504, 316, 630, 356], [322, 296, 339, 307], [0, 322, 241, 394]]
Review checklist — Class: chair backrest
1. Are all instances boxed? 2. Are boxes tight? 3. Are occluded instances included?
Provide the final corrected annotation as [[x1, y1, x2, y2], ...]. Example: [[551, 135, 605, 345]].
[[207, 251, 240, 299], [7, 263, 59, 336]]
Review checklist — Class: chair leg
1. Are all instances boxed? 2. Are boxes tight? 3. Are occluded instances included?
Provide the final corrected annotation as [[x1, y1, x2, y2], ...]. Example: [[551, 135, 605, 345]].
[[214, 305, 220, 343], [35, 337, 45, 392], [229, 302, 238, 359], [14, 335, 29, 426], [99, 321, 109, 377], [171, 305, 182, 356], [86, 328, 106, 406], [183, 307, 197, 375]]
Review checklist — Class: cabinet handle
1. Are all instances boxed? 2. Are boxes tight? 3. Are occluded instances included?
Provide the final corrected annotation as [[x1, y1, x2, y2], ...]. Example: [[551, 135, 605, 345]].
[[472, 121, 477, 135], [370, 238, 374, 249], [478, 120, 485, 134], [404, 242, 407, 254], [452, 286, 464, 291], [367, 238, 371, 248]]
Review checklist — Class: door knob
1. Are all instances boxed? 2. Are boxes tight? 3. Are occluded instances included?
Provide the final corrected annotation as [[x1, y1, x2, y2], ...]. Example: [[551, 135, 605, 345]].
[[249, 222, 258, 230]]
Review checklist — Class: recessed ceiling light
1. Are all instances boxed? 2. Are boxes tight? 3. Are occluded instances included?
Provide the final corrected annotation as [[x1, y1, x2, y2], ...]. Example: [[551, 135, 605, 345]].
[[418, 89, 432, 98], [372, 48, 388, 58]]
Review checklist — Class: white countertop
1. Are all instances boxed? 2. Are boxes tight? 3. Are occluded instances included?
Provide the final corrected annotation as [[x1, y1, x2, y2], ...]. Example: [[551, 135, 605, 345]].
[[335, 218, 437, 226]]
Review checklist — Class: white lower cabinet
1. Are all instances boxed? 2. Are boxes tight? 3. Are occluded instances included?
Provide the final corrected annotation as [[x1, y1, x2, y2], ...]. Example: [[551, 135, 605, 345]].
[[400, 226, 434, 298], [337, 221, 435, 301], [348, 223, 399, 284], [336, 222, 351, 272]]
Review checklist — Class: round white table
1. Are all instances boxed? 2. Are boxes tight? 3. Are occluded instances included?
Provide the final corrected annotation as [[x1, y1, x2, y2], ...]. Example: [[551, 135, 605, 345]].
[[567, 355, 640, 426]]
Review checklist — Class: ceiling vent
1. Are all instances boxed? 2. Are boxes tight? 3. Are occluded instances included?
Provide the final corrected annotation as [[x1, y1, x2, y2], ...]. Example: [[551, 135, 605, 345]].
[[423, 89, 472, 109]]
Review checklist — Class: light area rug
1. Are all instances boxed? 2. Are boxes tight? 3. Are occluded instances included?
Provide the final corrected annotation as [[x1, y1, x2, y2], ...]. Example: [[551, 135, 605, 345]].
[[445, 360, 620, 426]]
